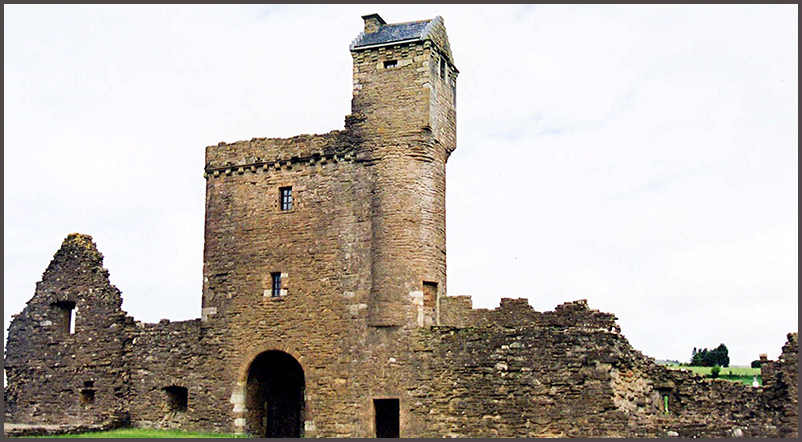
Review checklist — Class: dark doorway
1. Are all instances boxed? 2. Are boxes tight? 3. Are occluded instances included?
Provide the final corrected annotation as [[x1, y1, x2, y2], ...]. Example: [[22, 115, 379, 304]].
[[245, 351, 305, 437], [374, 398, 399, 438]]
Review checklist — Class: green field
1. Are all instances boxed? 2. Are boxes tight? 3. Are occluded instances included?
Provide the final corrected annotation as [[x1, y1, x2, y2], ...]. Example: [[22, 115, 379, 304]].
[[25, 428, 246, 438], [661, 363, 762, 385]]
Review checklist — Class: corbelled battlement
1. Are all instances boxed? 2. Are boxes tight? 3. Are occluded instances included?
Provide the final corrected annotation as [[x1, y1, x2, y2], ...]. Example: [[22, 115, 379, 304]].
[[204, 130, 356, 176]]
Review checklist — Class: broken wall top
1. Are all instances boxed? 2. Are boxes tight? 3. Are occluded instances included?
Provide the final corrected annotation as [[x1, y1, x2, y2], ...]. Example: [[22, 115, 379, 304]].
[[29, 233, 122, 312]]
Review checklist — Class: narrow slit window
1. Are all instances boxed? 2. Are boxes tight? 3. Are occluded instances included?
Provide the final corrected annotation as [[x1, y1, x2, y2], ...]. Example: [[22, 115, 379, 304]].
[[280, 187, 293, 211], [69, 308, 76, 334], [384, 60, 397, 69], [52, 301, 76, 335], [374, 398, 400, 438], [271, 272, 282, 297], [440, 58, 446, 80], [659, 391, 670, 415]]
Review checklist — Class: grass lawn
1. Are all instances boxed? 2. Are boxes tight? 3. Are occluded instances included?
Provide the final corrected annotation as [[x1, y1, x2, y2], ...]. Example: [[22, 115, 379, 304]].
[[661, 363, 762, 385], [25, 428, 246, 438]]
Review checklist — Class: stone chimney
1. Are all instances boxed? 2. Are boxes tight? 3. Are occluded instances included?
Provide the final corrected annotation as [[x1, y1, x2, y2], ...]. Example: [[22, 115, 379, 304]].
[[362, 13, 385, 34]]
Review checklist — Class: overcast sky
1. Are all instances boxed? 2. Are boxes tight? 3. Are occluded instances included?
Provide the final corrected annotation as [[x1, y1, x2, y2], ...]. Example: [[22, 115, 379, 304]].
[[4, 4, 798, 367]]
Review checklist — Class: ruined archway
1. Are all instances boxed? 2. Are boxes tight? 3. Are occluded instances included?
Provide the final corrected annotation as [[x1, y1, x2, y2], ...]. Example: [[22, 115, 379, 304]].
[[245, 350, 305, 437]]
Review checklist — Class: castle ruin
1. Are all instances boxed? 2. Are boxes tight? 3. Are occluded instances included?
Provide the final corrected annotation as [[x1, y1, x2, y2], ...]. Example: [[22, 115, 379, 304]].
[[4, 14, 798, 438]]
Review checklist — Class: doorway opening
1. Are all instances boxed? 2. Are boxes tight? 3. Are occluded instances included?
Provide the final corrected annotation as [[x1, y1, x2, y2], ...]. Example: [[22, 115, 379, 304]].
[[422, 281, 438, 326], [245, 350, 305, 437], [374, 398, 399, 438]]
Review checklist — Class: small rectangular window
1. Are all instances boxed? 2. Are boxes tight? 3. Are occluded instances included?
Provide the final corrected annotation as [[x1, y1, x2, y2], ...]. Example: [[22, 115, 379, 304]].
[[271, 272, 282, 297], [440, 58, 446, 80], [79, 389, 95, 406], [384, 60, 397, 69], [374, 398, 399, 438], [163, 386, 188, 412], [280, 187, 293, 211]]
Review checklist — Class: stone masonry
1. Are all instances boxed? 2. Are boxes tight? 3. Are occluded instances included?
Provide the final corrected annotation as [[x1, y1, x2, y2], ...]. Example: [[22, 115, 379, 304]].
[[5, 14, 798, 438]]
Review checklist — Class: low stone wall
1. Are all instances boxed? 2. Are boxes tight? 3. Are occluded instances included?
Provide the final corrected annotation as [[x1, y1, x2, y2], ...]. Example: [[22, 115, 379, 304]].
[[407, 298, 797, 438]]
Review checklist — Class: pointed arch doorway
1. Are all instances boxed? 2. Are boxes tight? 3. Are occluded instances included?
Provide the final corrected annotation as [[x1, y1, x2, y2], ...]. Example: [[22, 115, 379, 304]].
[[245, 350, 305, 437]]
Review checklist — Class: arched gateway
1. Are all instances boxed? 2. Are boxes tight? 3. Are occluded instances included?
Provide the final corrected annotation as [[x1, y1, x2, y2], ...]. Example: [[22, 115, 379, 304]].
[[245, 350, 305, 437]]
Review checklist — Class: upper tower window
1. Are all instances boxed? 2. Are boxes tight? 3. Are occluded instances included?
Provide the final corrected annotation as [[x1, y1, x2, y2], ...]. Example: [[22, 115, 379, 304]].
[[384, 60, 397, 69], [280, 187, 293, 211], [440, 58, 446, 80], [271, 272, 282, 297]]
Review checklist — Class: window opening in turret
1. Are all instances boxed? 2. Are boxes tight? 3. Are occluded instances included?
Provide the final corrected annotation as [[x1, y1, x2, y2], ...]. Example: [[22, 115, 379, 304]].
[[163, 386, 188, 412], [440, 58, 446, 80], [52, 301, 76, 334], [280, 187, 293, 211], [271, 272, 282, 297], [384, 60, 397, 69], [374, 398, 399, 438]]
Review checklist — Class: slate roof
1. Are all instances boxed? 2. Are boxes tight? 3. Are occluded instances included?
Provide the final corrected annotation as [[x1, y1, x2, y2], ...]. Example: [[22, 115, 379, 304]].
[[350, 18, 435, 50]]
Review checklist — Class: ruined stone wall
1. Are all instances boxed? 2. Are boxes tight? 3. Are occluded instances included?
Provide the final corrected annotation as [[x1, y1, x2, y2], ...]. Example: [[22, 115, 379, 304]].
[[125, 319, 229, 432], [605, 335, 786, 438], [5, 235, 225, 433], [4, 234, 136, 427], [759, 332, 799, 437], [400, 298, 795, 438], [402, 299, 629, 437]]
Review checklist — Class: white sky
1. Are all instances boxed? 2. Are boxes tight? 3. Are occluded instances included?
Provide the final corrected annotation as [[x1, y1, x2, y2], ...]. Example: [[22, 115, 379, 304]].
[[4, 4, 798, 367]]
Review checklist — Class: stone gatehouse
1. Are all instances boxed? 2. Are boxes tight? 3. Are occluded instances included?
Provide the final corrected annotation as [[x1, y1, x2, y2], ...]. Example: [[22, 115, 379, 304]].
[[4, 14, 798, 438]]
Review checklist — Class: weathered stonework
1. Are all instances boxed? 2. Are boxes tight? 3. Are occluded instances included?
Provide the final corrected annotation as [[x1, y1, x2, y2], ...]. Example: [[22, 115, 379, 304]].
[[5, 14, 798, 438]]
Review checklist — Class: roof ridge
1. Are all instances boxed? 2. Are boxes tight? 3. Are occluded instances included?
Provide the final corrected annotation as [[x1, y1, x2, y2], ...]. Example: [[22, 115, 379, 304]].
[[382, 18, 432, 27]]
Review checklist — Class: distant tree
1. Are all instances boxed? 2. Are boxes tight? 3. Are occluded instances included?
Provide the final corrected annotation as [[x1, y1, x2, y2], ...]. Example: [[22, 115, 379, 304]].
[[691, 347, 708, 366], [751, 359, 762, 369], [711, 344, 729, 367], [690, 344, 729, 367], [710, 365, 721, 379]]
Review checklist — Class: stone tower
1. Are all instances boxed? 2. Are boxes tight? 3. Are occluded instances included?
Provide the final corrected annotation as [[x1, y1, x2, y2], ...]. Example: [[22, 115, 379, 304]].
[[349, 14, 458, 327], [197, 13, 459, 435]]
